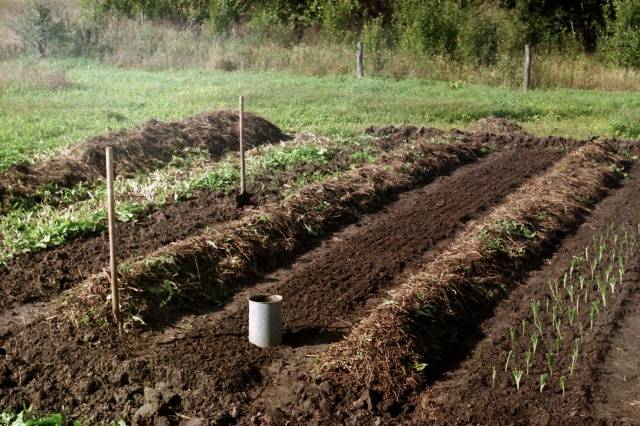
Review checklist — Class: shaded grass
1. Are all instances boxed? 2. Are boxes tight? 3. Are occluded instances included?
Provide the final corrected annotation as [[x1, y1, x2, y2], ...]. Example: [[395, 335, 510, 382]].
[[2, 58, 640, 173]]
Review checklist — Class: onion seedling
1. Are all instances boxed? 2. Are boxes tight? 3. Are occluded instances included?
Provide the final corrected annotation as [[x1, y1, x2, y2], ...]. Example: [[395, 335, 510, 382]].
[[505, 350, 513, 372], [531, 332, 539, 354], [513, 368, 523, 390], [560, 376, 566, 395], [554, 319, 563, 341], [584, 246, 589, 263], [567, 284, 575, 303], [591, 260, 597, 280], [570, 338, 580, 375], [546, 351, 554, 376], [521, 319, 527, 337], [563, 273, 568, 289], [609, 276, 617, 294], [590, 300, 600, 330], [539, 373, 548, 392], [579, 275, 585, 290], [597, 277, 607, 307], [579, 321, 584, 339], [509, 327, 517, 350], [555, 335, 561, 354], [568, 306, 576, 326], [524, 350, 532, 375], [618, 259, 625, 285], [491, 365, 497, 387]]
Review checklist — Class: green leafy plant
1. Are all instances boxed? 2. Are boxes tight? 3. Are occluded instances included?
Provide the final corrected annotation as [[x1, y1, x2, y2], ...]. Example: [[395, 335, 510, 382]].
[[559, 375, 566, 395], [539, 373, 548, 392], [512, 368, 523, 390], [546, 351, 554, 376]]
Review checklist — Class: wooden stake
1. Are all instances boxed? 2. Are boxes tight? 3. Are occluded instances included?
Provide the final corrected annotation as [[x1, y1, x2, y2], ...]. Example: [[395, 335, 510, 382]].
[[239, 95, 246, 195], [523, 44, 532, 91], [106, 147, 121, 334], [356, 41, 364, 79]]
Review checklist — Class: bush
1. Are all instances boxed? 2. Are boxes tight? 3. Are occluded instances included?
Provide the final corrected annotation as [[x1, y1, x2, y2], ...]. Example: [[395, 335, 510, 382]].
[[600, 0, 640, 68], [12, 0, 70, 57], [362, 16, 386, 72], [394, 0, 461, 56]]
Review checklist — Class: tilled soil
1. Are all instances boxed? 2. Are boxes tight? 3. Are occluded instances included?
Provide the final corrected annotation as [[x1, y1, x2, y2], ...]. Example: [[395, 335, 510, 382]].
[[0, 148, 564, 424], [417, 163, 640, 425]]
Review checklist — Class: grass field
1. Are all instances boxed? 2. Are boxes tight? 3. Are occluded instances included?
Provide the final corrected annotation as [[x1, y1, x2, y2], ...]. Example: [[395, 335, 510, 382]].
[[1, 57, 640, 172]]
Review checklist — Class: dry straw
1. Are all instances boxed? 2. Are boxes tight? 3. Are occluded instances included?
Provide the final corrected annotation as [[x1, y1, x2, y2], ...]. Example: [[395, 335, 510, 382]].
[[322, 141, 626, 396], [61, 137, 486, 325]]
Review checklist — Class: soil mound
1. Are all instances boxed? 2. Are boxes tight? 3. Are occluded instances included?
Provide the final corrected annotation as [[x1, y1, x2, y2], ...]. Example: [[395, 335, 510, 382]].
[[466, 117, 526, 135], [0, 110, 287, 206]]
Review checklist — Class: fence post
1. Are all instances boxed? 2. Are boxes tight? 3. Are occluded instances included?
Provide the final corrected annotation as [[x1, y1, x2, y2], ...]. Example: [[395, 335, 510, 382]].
[[356, 41, 364, 79], [523, 44, 532, 91], [239, 95, 245, 195], [105, 147, 122, 335]]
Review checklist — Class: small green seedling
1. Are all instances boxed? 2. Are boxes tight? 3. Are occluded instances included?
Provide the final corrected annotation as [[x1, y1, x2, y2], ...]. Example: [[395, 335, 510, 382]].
[[567, 284, 575, 303], [570, 338, 580, 375], [524, 350, 532, 375], [491, 365, 497, 387], [597, 277, 607, 307], [539, 373, 548, 392], [521, 319, 527, 337], [505, 350, 513, 372], [579, 275, 585, 290], [531, 332, 539, 354], [513, 368, 523, 390], [568, 306, 576, 326], [509, 327, 517, 349], [546, 351, 554, 376], [560, 375, 566, 395]]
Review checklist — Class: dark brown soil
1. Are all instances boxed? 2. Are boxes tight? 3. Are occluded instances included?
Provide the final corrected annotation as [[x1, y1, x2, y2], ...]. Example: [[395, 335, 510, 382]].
[[0, 147, 563, 424], [415, 162, 640, 425], [0, 110, 287, 208]]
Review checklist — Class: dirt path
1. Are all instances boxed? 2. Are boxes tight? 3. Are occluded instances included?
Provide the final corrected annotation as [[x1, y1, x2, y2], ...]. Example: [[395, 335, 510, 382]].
[[417, 162, 640, 425], [0, 148, 564, 424]]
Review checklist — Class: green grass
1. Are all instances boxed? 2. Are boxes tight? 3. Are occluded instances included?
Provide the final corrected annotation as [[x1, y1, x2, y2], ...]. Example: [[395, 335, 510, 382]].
[[2, 57, 640, 172]]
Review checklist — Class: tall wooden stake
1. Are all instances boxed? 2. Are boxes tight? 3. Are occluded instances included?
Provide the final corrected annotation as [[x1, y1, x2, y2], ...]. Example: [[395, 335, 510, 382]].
[[239, 95, 246, 195], [523, 44, 532, 91], [356, 41, 364, 79], [106, 147, 122, 334]]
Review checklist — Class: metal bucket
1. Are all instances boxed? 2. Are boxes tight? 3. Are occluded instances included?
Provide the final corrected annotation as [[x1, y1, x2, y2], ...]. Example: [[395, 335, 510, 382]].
[[248, 294, 283, 348]]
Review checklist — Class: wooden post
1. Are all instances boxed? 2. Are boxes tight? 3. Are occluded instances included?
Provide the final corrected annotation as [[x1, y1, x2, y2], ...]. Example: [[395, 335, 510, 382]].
[[523, 44, 532, 91], [356, 41, 364, 79], [239, 95, 245, 195], [106, 147, 121, 334]]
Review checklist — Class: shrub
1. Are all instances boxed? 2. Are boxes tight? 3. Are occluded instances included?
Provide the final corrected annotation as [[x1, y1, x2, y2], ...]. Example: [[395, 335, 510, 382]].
[[11, 0, 70, 57], [394, 0, 461, 56], [600, 0, 640, 68]]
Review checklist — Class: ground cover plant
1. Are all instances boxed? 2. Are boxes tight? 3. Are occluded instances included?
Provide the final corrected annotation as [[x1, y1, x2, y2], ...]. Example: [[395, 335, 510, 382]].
[[61, 136, 487, 327], [324, 141, 629, 394]]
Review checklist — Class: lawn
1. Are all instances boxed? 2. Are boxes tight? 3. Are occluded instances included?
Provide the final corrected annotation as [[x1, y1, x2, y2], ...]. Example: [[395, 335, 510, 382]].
[[1, 57, 639, 172]]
